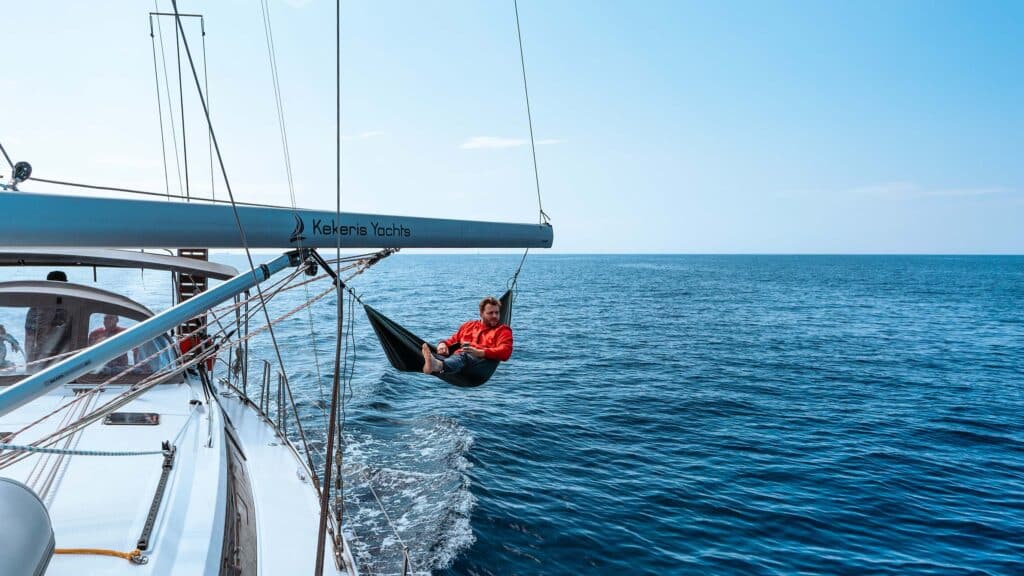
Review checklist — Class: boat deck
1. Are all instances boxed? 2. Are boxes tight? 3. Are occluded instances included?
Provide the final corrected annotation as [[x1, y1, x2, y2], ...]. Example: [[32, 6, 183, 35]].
[[0, 380, 356, 575], [218, 390, 356, 575], [0, 382, 224, 574]]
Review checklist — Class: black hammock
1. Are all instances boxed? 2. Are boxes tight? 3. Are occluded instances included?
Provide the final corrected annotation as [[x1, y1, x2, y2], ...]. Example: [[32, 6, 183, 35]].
[[364, 290, 513, 388]]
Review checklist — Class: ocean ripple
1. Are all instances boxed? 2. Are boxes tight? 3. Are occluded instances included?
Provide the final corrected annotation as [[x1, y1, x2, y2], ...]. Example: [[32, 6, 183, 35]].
[[227, 254, 1023, 575]]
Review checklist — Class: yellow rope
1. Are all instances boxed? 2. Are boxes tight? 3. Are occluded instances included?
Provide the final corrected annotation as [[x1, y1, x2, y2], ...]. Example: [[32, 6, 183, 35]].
[[55, 547, 146, 564]]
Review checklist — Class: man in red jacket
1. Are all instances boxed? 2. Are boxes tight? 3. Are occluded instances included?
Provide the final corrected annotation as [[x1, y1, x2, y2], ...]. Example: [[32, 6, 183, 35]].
[[421, 296, 513, 375], [88, 313, 129, 371]]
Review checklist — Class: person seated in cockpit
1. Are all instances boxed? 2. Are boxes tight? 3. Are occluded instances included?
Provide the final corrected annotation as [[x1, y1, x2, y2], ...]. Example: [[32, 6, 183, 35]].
[[89, 314, 130, 372]]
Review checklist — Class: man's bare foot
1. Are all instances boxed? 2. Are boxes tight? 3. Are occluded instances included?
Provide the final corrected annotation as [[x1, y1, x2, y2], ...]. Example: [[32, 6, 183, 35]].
[[421, 343, 432, 373], [421, 343, 441, 374]]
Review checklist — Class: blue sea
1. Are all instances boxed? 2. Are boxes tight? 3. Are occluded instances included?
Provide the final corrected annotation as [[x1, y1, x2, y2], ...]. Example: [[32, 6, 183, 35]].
[[37, 254, 1024, 575], [237, 253, 1021, 576]]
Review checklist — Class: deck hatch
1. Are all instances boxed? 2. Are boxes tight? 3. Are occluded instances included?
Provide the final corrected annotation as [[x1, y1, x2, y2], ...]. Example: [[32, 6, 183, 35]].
[[103, 412, 160, 425]]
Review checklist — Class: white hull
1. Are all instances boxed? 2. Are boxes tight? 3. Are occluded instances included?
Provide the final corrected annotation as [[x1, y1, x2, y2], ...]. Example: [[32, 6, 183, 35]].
[[0, 379, 357, 575]]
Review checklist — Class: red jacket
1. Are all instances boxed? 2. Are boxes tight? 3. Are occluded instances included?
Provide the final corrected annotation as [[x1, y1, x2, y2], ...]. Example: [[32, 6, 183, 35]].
[[443, 320, 513, 362], [89, 325, 128, 366]]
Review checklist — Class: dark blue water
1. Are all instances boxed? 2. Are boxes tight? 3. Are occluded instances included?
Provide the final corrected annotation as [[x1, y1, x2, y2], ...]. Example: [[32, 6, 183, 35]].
[[226, 254, 1024, 575]]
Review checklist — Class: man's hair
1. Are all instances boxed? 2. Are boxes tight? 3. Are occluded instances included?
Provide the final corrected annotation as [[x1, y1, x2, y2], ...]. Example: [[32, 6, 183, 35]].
[[479, 296, 501, 313], [46, 271, 67, 282]]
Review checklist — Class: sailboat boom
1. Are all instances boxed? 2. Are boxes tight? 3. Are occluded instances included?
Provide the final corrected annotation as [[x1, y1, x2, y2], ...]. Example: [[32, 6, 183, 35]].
[[1, 191, 554, 249]]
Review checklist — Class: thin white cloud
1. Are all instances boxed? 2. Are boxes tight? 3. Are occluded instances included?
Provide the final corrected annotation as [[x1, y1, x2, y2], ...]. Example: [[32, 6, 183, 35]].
[[846, 181, 918, 197], [848, 181, 1010, 199], [460, 136, 527, 149], [779, 181, 1014, 200], [460, 136, 564, 149]]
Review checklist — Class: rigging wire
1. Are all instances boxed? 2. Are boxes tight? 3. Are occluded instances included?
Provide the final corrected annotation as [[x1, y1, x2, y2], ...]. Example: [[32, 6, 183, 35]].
[[0, 254, 393, 536], [258, 0, 300, 211], [37, 392, 95, 505], [507, 246, 529, 308], [1, 260, 316, 447], [257, 0, 329, 428], [236, 22, 352, 560], [22, 176, 295, 208], [337, 0, 348, 560], [0, 141, 13, 169], [168, 0, 320, 491], [336, 283, 357, 528], [174, 5, 190, 200], [200, 18, 215, 200], [500, 0, 549, 293], [359, 465, 417, 574], [0, 367, 177, 471], [316, 0, 346, 571], [119, 256, 377, 384], [24, 392, 84, 495], [148, 13, 172, 199], [154, 2, 185, 197], [513, 0, 548, 226], [0, 262, 322, 470], [335, 0, 351, 543]]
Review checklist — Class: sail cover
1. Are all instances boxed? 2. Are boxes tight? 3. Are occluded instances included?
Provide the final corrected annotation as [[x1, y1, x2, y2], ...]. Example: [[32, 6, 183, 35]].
[[364, 290, 513, 388]]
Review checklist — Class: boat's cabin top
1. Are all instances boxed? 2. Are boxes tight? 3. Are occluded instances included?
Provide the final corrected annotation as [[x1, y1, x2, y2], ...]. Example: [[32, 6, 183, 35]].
[[0, 280, 181, 385]]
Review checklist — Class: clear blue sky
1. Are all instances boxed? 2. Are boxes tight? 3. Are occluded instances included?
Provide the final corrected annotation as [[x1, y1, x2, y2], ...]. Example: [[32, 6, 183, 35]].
[[2, 1, 1022, 253]]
